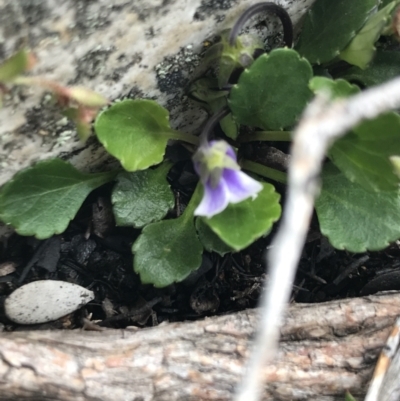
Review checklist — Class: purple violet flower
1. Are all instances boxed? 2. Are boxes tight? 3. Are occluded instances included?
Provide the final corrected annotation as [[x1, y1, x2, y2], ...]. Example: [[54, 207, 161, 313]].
[[193, 140, 263, 218]]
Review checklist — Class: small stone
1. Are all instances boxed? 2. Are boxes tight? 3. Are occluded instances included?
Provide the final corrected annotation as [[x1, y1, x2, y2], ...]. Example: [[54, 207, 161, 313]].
[[55, 117, 68, 127], [0, 261, 17, 277], [5, 280, 95, 325]]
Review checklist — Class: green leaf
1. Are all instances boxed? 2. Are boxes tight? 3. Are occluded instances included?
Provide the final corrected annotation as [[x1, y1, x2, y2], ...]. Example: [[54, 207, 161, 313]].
[[316, 163, 400, 252], [0, 159, 116, 239], [192, 42, 224, 82], [132, 186, 203, 287], [195, 217, 233, 256], [309, 77, 360, 98], [192, 31, 264, 88], [328, 112, 400, 192], [62, 107, 92, 141], [68, 87, 108, 107], [112, 163, 174, 228], [209, 96, 239, 140], [339, 2, 396, 69], [188, 77, 228, 103], [188, 77, 239, 139], [218, 31, 264, 88], [94, 99, 176, 171], [338, 50, 400, 87], [380, 0, 395, 8], [0, 49, 30, 82], [345, 391, 358, 401], [390, 155, 400, 178], [202, 182, 281, 251], [295, 0, 378, 64], [229, 49, 313, 130]]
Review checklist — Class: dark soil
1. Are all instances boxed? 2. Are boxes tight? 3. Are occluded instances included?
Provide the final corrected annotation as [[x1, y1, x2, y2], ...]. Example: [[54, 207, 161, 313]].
[[1, 144, 400, 332]]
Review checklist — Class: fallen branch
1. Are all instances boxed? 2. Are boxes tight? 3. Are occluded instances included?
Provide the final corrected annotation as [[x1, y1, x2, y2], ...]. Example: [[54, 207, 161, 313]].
[[0, 292, 399, 400], [235, 76, 400, 401]]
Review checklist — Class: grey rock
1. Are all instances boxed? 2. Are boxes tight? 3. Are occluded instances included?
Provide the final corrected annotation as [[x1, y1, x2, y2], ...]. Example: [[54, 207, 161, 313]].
[[4, 280, 95, 324], [0, 0, 315, 238]]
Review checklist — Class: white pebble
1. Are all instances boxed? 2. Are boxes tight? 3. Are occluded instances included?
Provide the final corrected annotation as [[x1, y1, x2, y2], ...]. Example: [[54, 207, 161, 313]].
[[5, 280, 95, 325]]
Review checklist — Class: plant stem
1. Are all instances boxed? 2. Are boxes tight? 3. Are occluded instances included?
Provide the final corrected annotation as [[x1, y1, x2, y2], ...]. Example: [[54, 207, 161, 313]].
[[182, 183, 202, 221], [239, 131, 292, 142], [200, 107, 231, 145], [228, 2, 293, 48], [241, 159, 287, 184], [168, 130, 200, 146]]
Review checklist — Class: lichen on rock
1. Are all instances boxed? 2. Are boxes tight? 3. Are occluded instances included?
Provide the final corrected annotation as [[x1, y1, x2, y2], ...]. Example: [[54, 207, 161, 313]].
[[0, 0, 315, 192]]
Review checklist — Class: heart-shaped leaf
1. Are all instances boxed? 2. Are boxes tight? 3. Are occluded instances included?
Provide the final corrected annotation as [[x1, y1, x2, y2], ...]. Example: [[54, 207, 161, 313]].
[[94, 99, 176, 171], [338, 50, 400, 87], [328, 112, 400, 192], [295, 0, 378, 64], [202, 182, 281, 250], [229, 49, 313, 130], [112, 162, 174, 228], [0, 159, 116, 239], [316, 163, 400, 252], [195, 217, 233, 256], [309, 77, 360, 98], [340, 2, 396, 69], [132, 186, 203, 287]]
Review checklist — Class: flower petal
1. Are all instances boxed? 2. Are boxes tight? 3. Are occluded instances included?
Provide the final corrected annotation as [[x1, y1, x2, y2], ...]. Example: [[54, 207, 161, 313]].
[[222, 169, 263, 204], [225, 146, 237, 161], [194, 179, 230, 217]]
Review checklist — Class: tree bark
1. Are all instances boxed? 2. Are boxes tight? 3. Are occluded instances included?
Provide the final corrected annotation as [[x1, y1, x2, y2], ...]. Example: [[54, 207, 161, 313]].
[[0, 292, 399, 401]]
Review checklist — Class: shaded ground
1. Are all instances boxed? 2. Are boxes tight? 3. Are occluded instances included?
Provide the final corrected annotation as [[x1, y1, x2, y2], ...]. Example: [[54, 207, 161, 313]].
[[1, 146, 399, 331]]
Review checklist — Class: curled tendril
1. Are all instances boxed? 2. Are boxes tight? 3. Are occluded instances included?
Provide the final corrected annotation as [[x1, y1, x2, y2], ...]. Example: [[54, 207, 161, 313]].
[[200, 106, 231, 144], [228, 2, 293, 48]]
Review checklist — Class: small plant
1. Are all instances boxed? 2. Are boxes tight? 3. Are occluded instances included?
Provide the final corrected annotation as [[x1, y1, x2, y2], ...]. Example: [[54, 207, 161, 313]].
[[1, 0, 400, 288]]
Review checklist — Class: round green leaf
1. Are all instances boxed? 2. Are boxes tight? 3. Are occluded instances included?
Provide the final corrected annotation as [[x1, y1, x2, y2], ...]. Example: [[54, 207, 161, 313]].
[[94, 99, 175, 171], [112, 163, 174, 228], [328, 113, 400, 192], [295, 0, 378, 64], [133, 215, 203, 288], [309, 77, 360, 98], [195, 217, 233, 256], [229, 49, 313, 130], [0, 159, 116, 239], [316, 163, 400, 252], [202, 182, 281, 251], [339, 2, 396, 69]]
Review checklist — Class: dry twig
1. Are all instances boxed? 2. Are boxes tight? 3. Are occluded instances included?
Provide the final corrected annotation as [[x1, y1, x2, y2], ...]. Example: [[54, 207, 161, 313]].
[[1, 292, 400, 400]]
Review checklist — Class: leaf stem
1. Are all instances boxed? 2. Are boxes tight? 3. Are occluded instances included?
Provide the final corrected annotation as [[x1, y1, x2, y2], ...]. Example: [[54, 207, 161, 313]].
[[200, 106, 231, 145], [182, 183, 202, 221], [168, 130, 200, 146], [241, 159, 287, 184], [239, 131, 292, 142]]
